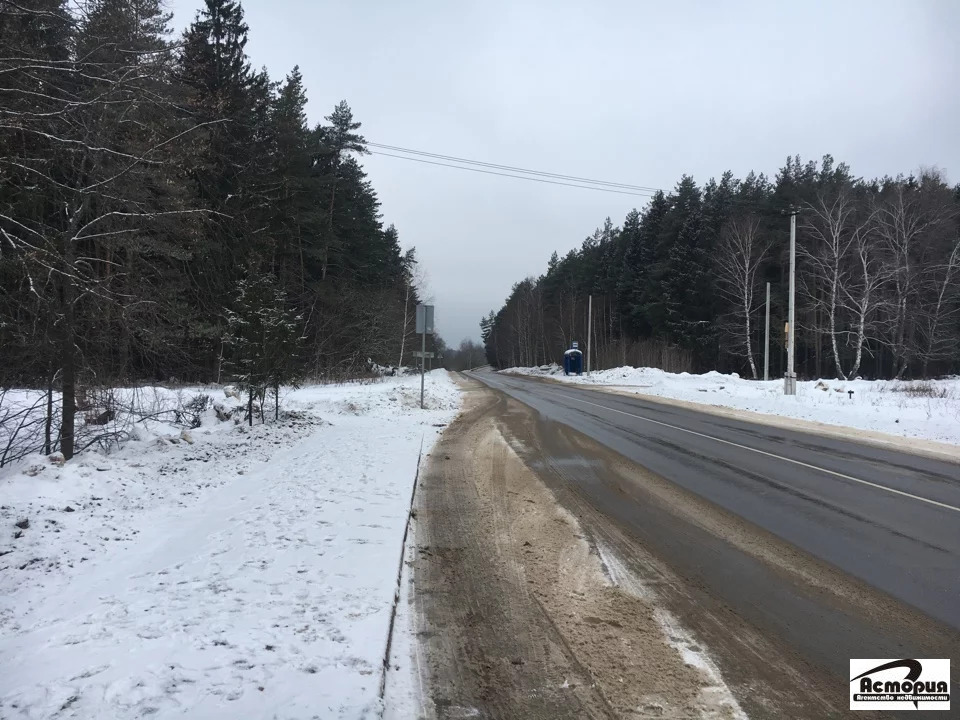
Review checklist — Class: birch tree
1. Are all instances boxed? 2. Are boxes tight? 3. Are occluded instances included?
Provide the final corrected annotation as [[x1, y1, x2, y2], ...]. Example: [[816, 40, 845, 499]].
[[917, 233, 960, 375], [840, 216, 886, 379], [799, 189, 861, 378], [715, 215, 769, 378], [874, 175, 953, 378]]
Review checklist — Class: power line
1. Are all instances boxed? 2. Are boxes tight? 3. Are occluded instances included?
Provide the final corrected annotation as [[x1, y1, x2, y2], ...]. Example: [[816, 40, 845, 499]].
[[367, 141, 661, 194], [367, 143, 799, 212], [369, 142, 660, 192], [369, 150, 657, 198]]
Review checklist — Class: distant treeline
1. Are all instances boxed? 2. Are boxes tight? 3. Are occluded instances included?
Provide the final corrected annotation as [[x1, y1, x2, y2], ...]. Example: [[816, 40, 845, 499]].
[[1, 1, 425, 457], [481, 157, 960, 380]]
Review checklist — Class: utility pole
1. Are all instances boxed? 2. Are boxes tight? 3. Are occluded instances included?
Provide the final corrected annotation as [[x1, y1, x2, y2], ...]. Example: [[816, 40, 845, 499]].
[[587, 294, 593, 374], [764, 281, 771, 382], [784, 210, 798, 395]]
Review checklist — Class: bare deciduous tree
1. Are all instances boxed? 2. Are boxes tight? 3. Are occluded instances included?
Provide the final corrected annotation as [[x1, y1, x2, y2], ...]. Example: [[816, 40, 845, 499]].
[[839, 216, 887, 379], [715, 215, 769, 379], [0, 2, 215, 458], [874, 174, 954, 378], [917, 233, 960, 375], [397, 247, 425, 369], [799, 189, 863, 378]]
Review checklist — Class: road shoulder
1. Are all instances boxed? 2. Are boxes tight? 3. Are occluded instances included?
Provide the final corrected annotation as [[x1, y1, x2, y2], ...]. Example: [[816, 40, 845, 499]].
[[409, 375, 746, 719]]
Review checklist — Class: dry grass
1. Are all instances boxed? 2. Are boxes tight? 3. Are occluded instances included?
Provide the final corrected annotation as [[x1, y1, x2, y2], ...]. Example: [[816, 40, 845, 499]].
[[889, 381, 950, 399]]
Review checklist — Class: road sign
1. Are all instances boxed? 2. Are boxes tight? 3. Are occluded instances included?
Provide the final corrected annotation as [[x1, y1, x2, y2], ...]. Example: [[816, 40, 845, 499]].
[[412, 351, 435, 359], [416, 304, 434, 334]]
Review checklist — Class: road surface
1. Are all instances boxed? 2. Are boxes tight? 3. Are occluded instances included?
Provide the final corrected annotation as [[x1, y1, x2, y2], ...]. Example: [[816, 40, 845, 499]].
[[409, 370, 959, 719], [475, 369, 960, 630]]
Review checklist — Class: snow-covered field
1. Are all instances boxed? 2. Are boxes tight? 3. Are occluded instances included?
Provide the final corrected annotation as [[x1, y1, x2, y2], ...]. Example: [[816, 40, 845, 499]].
[[0, 372, 461, 719], [504, 365, 960, 446]]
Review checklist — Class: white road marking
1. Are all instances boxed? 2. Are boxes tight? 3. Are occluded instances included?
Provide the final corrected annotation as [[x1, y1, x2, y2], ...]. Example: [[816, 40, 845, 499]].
[[507, 379, 960, 514]]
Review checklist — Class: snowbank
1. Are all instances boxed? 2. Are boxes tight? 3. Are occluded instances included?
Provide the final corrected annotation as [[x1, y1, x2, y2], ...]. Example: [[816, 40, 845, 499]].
[[504, 365, 960, 446], [0, 371, 461, 719]]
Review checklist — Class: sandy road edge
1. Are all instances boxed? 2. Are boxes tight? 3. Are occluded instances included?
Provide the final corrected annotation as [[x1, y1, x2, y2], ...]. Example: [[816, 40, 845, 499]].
[[498, 371, 960, 464], [411, 376, 750, 718]]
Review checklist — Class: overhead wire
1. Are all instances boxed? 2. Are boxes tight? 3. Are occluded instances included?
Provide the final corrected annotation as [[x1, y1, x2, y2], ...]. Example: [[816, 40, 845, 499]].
[[367, 142, 660, 197], [369, 150, 658, 198], [368, 142, 660, 192], [367, 143, 799, 214]]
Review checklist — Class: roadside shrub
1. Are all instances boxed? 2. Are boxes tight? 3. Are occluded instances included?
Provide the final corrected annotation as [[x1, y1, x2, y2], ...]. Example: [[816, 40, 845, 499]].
[[177, 393, 212, 429], [889, 382, 950, 399]]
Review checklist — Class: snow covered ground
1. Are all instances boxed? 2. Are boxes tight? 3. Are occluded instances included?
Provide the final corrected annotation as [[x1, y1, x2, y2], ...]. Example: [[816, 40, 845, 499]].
[[504, 365, 960, 446], [0, 372, 461, 719]]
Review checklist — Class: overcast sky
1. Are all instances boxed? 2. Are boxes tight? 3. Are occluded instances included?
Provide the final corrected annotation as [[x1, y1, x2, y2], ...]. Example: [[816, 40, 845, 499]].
[[168, 0, 960, 344]]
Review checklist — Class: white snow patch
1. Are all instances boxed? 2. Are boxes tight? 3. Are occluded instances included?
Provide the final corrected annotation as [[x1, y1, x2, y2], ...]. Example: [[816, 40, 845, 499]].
[[594, 538, 654, 601], [503, 365, 960, 446], [382, 495, 426, 720], [595, 540, 747, 720], [653, 608, 748, 719], [0, 371, 461, 719]]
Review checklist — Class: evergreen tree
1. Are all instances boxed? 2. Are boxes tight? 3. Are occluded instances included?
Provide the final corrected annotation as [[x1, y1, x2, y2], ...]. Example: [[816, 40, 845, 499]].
[[267, 65, 322, 295], [314, 100, 369, 281], [0, 0, 75, 386], [484, 159, 960, 379], [224, 273, 302, 424], [617, 209, 644, 333], [178, 0, 270, 306], [0, 0, 434, 463]]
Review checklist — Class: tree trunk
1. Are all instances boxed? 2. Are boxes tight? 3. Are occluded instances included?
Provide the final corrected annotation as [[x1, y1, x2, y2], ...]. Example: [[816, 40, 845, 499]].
[[399, 281, 410, 368], [849, 303, 867, 380], [298, 224, 305, 293], [60, 322, 76, 459], [744, 297, 757, 380], [894, 293, 909, 379], [828, 300, 845, 380], [322, 183, 337, 281], [45, 368, 54, 456], [60, 244, 77, 461]]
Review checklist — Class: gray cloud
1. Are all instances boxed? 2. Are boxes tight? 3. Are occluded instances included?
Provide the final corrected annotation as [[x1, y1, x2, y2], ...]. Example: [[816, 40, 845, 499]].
[[168, 0, 960, 343]]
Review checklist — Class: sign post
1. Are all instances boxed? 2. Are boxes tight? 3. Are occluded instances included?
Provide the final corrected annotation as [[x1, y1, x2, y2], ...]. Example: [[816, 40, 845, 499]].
[[415, 304, 434, 409]]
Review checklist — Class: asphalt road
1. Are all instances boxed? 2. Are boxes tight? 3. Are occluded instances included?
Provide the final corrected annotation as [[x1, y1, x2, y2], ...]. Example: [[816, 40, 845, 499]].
[[471, 369, 960, 632]]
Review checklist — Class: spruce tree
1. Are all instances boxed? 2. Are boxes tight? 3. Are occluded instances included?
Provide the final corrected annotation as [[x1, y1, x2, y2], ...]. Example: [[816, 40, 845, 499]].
[[635, 191, 670, 337], [617, 209, 644, 334], [224, 273, 301, 424], [178, 0, 276, 370], [314, 101, 368, 281], [267, 66, 319, 294]]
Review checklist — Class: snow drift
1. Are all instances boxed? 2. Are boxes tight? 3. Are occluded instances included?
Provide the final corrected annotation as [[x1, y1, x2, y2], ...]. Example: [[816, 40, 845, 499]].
[[504, 365, 960, 446]]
